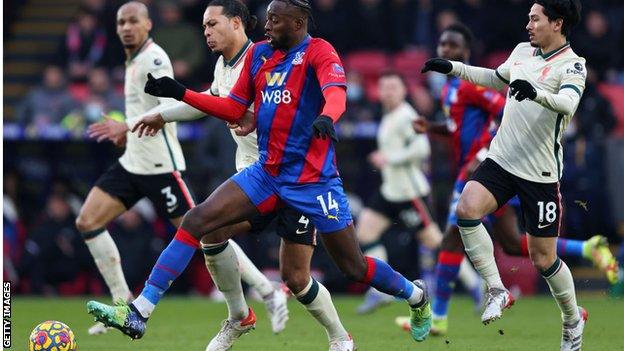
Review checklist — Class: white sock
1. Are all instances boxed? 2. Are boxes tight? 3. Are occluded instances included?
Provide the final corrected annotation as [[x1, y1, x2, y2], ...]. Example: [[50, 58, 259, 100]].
[[458, 220, 505, 290], [203, 242, 248, 320], [407, 283, 425, 306], [228, 240, 274, 297], [295, 278, 349, 342], [541, 258, 580, 324], [132, 295, 155, 319], [457, 258, 481, 291], [84, 230, 132, 302]]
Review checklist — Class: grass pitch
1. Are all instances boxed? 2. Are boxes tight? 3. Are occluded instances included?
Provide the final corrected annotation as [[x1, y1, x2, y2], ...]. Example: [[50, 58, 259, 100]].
[[11, 294, 623, 350]]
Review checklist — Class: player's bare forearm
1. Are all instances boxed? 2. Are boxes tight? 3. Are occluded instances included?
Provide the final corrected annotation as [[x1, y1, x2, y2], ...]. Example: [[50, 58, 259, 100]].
[[131, 113, 165, 138], [182, 90, 247, 123], [87, 117, 129, 143]]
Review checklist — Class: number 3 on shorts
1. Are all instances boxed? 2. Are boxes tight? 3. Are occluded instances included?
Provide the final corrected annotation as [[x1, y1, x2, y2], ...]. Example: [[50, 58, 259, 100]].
[[316, 192, 339, 215], [537, 201, 557, 223]]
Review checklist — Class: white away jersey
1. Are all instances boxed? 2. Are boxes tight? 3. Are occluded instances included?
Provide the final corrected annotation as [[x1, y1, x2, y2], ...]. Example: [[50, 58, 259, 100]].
[[489, 42, 586, 183], [119, 39, 186, 175], [377, 102, 431, 201], [211, 41, 258, 172]]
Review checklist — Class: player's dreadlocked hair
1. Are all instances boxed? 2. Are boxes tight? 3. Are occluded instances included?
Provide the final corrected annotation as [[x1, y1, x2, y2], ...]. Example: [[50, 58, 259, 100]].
[[444, 22, 474, 48], [277, 0, 316, 29], [534, 0, 581, 37], [208, 0, 258, 31]]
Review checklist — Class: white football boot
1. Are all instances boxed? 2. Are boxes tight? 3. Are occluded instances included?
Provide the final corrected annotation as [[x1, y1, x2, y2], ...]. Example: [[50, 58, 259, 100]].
[[329, 334, 356, 351], [206, 308, 256, 351], [561, 307, 588, 351], [481, 287, 515, 325]]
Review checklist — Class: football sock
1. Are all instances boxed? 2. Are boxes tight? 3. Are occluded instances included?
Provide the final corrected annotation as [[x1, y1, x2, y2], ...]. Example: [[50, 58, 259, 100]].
[[432, 251, 463, 317], [136, 228, 198, 317], [458, 219, 505, 290], [227, 239, 274, 297], [203, 241, 249, 321], [295, 277, 349, 342], [521, 235, 584, 258], [361, 256, 423, 306], [361, 241, 389, 296], [541, 257, 580, 323], [558, 238, 584, 258], [83, 229, 132, 302]]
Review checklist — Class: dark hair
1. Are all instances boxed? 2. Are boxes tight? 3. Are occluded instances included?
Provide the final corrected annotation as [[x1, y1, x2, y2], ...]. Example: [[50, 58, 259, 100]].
[[208, 0, 257, 31], [276, 0, 315, 28], [443, 22, 474, 48], [379, 69, 407, 87], [534, 0, 581, 37]]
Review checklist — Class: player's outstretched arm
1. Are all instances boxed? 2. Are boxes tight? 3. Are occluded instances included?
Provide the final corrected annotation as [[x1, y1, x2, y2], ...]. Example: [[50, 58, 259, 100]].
[[143, 73, 247, 123], [422, 58, 507, 91]]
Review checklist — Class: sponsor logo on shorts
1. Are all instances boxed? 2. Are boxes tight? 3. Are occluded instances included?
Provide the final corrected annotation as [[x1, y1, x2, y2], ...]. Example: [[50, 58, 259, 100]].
[[537, 222, 552, 229]]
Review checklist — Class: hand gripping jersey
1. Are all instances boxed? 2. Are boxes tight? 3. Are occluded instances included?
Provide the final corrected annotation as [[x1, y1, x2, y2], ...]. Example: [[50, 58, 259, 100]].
[[227, 35, 347, 183], [441, 77, 505, 180], [489, 42, 586, 182], [120, 39, 186, 175]]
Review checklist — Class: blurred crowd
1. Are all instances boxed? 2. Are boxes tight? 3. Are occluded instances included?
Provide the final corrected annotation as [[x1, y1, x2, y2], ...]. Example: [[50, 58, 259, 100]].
[[5, 0, 624, 296]]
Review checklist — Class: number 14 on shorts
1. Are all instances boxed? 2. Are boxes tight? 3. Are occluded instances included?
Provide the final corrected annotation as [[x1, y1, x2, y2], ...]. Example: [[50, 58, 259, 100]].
[[317, 192, 339, 221]]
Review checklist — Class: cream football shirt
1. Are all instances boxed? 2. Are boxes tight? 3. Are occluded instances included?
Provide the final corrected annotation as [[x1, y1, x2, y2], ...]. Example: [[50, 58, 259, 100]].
[[120, 39, 186, 175]]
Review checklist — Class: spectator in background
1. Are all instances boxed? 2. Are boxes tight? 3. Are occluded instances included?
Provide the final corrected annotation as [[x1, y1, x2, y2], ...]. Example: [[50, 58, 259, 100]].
[[575, 10, 618, 81], [385, 0, 418, 51], [57, 7, 111, 82], [152, 1, 205, 90], [15, 65, 79, 132], [574, 66, 617, 141], [482, 0, 527, 52], [342, 71, 376, 123], [19, 194, 90, 294], [4, 172, 23, 285], [62, 68, 125, 135], [561, 66, 618, 242], [311, 0, 349, 53], [348, 0, 386, 50]]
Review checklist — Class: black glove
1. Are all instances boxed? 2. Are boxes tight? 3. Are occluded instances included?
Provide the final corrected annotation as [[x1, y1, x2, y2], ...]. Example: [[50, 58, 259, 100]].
[[312, 115, 338, 143], [144, 73, 186, 100], [421, 58, 453, 74], [509, 79, 537, 101]]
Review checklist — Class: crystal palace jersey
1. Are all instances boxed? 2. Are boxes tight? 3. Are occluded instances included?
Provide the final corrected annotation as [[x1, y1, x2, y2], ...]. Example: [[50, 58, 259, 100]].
[[120, 39, 186, 175], [228, 36, 347, 183], [489, 42, 586, 182], [441, 77, 505, 179]]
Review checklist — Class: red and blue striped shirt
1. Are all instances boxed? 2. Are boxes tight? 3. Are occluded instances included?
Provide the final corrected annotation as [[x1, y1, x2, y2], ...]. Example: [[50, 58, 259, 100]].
[[228, 36, 347, 183]]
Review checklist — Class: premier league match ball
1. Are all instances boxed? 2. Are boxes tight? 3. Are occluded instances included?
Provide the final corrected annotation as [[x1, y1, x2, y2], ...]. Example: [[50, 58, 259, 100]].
[[28, 320, 77, 351]]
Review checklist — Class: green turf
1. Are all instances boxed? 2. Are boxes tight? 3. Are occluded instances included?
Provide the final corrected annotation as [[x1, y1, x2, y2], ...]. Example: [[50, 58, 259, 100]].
[[11, 294, 623, 350]]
